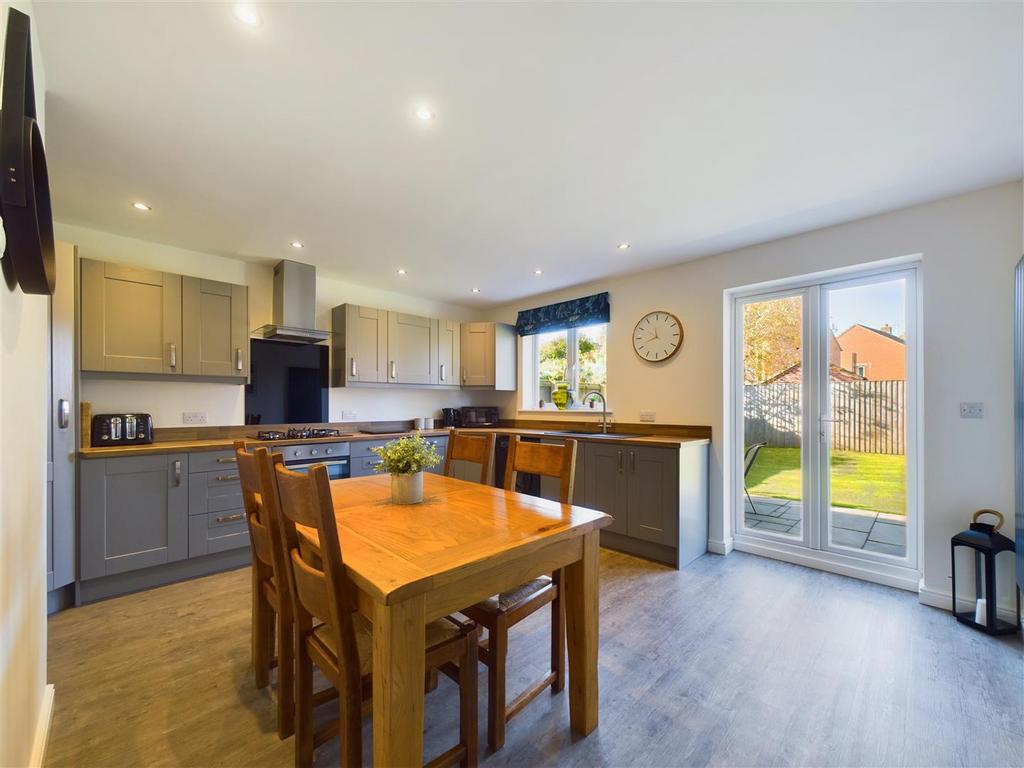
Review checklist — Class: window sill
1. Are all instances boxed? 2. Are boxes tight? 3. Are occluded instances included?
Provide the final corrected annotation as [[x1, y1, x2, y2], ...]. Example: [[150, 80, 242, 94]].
[[517, 408, 614, 416]]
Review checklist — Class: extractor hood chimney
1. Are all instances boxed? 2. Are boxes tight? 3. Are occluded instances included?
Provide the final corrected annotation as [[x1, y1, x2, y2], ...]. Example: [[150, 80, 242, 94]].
[[253, 260, 330, 344]]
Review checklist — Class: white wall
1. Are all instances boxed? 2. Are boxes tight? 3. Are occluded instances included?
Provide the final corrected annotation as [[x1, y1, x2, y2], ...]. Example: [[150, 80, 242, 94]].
[[0, 2, 49, 765], [58, 223, 493, 426], [486, 182, 1023, 603]]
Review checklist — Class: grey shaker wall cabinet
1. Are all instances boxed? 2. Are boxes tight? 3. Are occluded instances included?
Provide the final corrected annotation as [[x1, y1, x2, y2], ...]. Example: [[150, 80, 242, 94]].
[[460, 322, 516, 390], [80, 453, 190, 580], [387, 311, 436, 385], [331, 304, 389, 385], [435, 319, 461, 387], [80, 258, 183, 375], [80, 259, 249, 381], [181, 277, 249, 379]]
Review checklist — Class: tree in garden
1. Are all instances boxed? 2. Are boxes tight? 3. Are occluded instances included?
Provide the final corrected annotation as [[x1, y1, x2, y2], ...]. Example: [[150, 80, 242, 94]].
[[743, 297, 801, 383]]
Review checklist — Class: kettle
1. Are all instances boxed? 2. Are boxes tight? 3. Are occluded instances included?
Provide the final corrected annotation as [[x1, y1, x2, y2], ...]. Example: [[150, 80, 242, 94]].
[[440, 408, 461, 428]]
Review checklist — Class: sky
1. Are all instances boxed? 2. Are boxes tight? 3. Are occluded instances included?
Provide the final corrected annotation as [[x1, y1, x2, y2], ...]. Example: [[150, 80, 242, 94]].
[[828, 278, 906, 338]]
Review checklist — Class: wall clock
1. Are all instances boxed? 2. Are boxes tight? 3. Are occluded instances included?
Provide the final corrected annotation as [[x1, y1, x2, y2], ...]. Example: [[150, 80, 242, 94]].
[[633, 311, 683, 362]]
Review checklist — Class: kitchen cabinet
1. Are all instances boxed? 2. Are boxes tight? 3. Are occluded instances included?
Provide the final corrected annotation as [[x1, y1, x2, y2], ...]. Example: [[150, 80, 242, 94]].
[[80, 453, 189, 580], [187, 449, 248, 557], [350, 436, 448, 477], [435, 319, 460, 387], [80, 258, 183, 374], [460, 322, 516, 390], [581, 441, 708, 568], [181, 277, 249, 378], [331, 304, 388, 385], [387, 312, 436, 384]]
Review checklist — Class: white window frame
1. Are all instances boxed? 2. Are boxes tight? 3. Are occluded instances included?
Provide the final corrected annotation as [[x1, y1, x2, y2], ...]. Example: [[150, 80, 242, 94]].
[[520, 324, 609, 412]]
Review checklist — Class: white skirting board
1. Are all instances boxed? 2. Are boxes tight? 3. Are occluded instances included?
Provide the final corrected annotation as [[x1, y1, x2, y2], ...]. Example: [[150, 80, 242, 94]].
[[918, 580, 1022, 626], [707, 537, 733, 555], [29, 684, 54, 768]]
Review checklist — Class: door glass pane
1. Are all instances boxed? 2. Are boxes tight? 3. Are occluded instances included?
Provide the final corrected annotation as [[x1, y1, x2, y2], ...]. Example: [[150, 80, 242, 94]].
[[825, 278, 907, 557], [742, 295, 803, 538]]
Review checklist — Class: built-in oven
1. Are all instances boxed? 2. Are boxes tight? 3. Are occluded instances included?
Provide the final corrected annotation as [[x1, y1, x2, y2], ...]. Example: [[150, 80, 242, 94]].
[[278, 441, 351, 481]]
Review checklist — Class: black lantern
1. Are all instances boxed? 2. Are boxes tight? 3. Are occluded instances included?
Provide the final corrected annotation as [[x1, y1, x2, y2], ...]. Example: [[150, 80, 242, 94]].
[[950, 510, 1021, 636]]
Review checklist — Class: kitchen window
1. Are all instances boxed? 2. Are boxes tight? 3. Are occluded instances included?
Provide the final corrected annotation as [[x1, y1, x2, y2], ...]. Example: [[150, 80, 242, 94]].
[[515, 292, 610, 411]]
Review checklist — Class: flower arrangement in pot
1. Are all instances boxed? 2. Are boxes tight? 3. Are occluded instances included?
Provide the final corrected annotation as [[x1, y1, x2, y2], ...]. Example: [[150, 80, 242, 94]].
[[371, 433, 442, 504]]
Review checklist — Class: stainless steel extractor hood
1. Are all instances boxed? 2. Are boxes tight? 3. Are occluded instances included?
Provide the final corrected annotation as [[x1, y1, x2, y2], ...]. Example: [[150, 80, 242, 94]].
[[252, 259, 330, 343]]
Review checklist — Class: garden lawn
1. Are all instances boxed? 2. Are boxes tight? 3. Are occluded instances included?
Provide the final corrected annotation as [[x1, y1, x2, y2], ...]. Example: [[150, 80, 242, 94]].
[[745, 446, 905, 516]]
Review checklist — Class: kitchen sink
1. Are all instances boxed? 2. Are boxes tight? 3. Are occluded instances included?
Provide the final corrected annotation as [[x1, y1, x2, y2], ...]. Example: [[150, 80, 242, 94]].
[[542, 431, 650, 440]]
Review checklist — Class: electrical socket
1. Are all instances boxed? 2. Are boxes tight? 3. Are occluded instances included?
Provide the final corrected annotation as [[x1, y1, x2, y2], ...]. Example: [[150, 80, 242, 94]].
[[182, 411, 208, 425], [341, 410, 358, 421], [639, 410, 656, 423], [959, 402, 983, 419]]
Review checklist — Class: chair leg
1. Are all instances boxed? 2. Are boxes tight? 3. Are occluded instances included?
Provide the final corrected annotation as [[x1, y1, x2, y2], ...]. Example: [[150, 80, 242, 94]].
[[459, 632, 479, 768], [252, 571, 271, 689], [744, 486, 755, 511], [425, 667, 439, 693], [276, 609, 295, 740], [486, 617, 508, 753], [294, 634, 314, 768], [551, 570, 565, 693]]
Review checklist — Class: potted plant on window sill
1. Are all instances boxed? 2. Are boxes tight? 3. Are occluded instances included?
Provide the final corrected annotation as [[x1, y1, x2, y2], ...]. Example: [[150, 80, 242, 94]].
[[371, 432, 442, 504]]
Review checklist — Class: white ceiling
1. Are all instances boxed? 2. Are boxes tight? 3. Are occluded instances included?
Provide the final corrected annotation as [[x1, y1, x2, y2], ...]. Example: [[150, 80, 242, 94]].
[[35, 2, 1023, 307]]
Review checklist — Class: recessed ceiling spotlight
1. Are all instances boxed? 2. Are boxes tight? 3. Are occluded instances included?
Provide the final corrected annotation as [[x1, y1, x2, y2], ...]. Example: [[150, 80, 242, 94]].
[[290, 241, 304, 249], [415, 105, 435, 122], [232, 4, 261, 27], [617, 242, 631, 250], [397, 268, 407, 275], [132, 202, 151, 211], [534, 269, 544, 275], [472, 287, 480, 293]]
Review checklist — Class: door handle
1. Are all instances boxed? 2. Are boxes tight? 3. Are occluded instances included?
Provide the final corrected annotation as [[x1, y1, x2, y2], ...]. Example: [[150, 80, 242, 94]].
[[630, 450, 636, 473], [215, 513, 244, 524], [173, 460, 182, 486], [169, 343, 177, 369], [440, 363, 446, 382], [617, 450, 623, 473], [390, 361, 397, 379], [216, 474, 240, 482], [350, 357, 357, 378], [235, 347, 243, 372], [216, 456, 237, 464], [462, 367, 467, 383], [57, 398, 70, 429]]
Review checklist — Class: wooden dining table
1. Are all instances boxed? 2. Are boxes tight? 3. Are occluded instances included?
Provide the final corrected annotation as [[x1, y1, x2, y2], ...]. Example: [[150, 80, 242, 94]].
[[322, 472, 611, 767]]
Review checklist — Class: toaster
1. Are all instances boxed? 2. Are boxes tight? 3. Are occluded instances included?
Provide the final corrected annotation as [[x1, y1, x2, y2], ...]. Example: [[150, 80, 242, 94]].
[[91, 413, 154, 446]]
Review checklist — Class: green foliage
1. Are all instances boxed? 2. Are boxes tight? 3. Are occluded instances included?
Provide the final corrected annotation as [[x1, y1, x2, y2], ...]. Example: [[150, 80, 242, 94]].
[[537, 328, 607, 390], [371, 433, 441, 475], [538, 336, 567, 384]]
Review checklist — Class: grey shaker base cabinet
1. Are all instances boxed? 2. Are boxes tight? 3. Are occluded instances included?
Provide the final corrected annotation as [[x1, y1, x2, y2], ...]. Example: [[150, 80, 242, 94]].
[[581, 441, 709, 568]]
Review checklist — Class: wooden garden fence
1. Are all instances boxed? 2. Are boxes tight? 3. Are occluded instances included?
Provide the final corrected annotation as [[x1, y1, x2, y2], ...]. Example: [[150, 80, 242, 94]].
[[744, 380, 905, 455]]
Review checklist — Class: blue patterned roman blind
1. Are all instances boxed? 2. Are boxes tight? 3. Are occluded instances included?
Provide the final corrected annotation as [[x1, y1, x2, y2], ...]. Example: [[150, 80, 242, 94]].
[[514, 292, 610, 336]]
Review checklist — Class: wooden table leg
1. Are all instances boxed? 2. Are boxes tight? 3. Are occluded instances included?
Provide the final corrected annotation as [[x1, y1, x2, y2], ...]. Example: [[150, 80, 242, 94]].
[[563, 530, 599, 736], [372, 594, 426, 767]]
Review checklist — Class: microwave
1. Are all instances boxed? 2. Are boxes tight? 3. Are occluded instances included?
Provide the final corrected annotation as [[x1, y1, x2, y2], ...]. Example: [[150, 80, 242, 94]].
[[460, 406, 499, 427]]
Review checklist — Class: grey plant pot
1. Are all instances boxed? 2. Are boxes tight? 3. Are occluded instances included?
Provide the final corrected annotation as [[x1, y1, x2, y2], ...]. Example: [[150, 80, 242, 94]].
[[390, 471, 424, 504]]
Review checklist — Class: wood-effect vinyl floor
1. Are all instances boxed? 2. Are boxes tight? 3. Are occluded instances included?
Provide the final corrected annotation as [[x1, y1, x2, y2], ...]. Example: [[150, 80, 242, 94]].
[[46, 550, 1023, 767]]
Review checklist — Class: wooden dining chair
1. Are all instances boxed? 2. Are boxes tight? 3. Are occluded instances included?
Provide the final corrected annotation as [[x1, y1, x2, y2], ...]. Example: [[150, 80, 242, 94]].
[[258, 450, 480, 768], [235, 440, 294, 740], [461, 436, 578, 752], [443, 431, 497, 484]]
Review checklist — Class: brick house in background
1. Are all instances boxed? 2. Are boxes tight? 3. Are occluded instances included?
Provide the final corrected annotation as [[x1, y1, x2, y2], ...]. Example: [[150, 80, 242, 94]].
[[836, 323, 906, 381]]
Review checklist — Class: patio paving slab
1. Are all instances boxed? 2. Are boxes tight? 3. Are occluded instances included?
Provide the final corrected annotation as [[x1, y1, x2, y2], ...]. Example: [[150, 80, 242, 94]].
[[756, 520, 800, 534], [831, 527, 870, 549], [832, 510, 876, 533], [867, 520, 905, 546], [862, 539, 905, 556]]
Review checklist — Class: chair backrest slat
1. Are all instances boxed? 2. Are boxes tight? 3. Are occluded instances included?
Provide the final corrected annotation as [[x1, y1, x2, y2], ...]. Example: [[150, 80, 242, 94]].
[[503, 436, 578, 504], [235, 440, 275, 568], [443, 431, 496, 485]]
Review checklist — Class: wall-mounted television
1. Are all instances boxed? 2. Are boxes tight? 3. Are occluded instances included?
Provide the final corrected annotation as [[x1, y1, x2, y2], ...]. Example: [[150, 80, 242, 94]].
[[244, 339, 328, 426]]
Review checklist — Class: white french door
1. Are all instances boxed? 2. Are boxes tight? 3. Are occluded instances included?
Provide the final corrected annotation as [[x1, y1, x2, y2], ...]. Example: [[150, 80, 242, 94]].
[[732, 265, 919, 578]]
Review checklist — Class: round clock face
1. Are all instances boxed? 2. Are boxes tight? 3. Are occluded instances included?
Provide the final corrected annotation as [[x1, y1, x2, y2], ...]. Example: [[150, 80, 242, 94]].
[[633, 311, 683, 362]]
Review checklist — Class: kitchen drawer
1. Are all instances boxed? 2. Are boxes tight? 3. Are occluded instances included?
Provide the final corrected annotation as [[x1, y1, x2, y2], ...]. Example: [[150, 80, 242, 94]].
[[424, 436, 448, 474], [351, 454, 384, 477], [351, 439, 388, 459], [188, 509, 249, 558], [189, 469, 242, 516], [189, 449, 238, 474]]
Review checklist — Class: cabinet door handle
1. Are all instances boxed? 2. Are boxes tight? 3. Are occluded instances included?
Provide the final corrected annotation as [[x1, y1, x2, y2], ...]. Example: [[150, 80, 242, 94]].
[[630, 450, 636, 473], [173, 460, 182, 486], [617, 450, 623, 473], [440, 363, 446, 382], [350, 357, 357, 378], [235, 347, 243, 372], [57, 398, 70, 429], [462, 367, 467, 383], [216, 456, 237, 464], [169, 343, 177, 369], [390, 361, 397, 379], [215, 513, 244, 524], [216, 474, 240, 482]]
